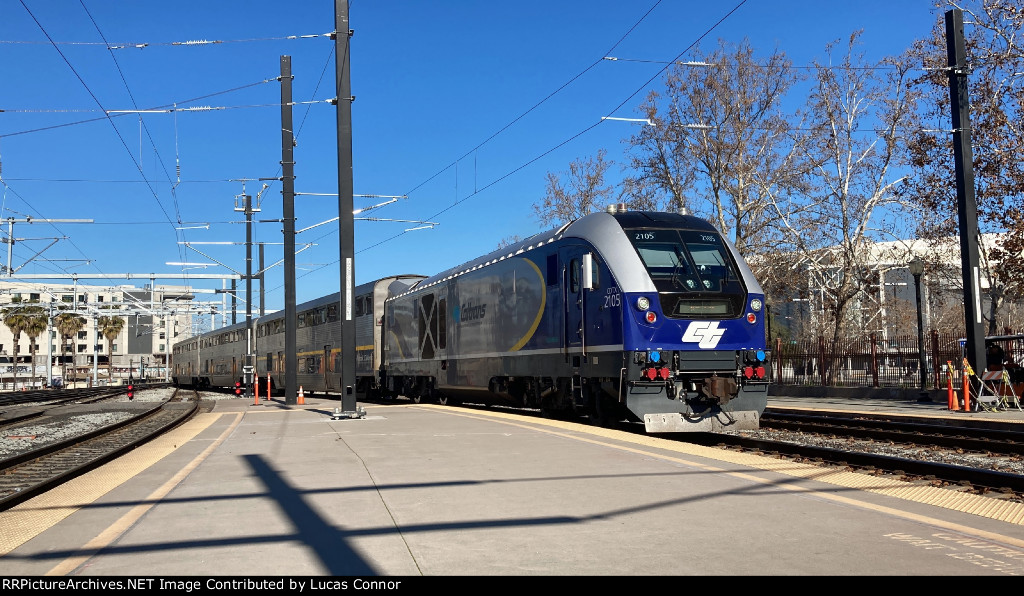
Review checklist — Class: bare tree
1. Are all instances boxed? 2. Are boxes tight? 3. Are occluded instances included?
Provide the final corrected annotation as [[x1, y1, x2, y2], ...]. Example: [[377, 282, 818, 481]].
[[773, 32, 920, 355], [532, 150, 615, 227], [624, 38, 806, 256], [900, 0, 1024, 334]]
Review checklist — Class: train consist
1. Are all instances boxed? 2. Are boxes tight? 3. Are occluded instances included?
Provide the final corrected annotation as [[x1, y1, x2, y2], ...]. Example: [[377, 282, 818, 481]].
[[171, 206, 771, 432]]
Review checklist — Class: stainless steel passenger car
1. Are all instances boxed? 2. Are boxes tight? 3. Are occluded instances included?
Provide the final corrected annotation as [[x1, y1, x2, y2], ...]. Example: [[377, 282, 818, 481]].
[[170, 274, 425, 396]]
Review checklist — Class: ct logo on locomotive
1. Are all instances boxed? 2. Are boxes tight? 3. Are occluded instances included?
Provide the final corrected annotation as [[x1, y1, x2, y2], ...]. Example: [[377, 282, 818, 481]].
[[681, 321, 725, 349]]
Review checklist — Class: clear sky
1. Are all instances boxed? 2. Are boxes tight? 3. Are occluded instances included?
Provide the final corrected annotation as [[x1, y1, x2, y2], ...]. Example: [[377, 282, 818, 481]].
[[0, 0, 942, 317]]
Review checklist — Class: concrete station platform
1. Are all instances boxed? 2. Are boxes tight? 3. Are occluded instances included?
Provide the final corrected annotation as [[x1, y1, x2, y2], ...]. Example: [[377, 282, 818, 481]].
[[2, 392, 1024, 577]]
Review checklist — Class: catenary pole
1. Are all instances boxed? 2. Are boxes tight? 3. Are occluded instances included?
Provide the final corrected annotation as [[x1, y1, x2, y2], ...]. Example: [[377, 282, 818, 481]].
[[334, 0, 359, 418], [945, 9, 986, 378], [281, 55, 298, 405], [245, 194, 253, 400]]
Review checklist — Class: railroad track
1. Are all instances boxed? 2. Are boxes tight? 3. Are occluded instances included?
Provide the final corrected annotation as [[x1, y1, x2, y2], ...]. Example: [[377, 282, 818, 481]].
[[0, 389, 199, 511], [684, 408, 1024, 499], [761, 410, 1024, 456]]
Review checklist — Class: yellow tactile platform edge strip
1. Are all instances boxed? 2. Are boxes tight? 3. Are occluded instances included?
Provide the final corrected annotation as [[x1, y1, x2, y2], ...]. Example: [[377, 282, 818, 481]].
[[405, 404, 1024, 528], [0, 412, 224, 557]]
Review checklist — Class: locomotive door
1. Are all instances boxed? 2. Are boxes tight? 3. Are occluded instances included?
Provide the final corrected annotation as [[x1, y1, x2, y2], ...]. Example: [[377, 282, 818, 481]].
[[560, 246, 587, 360]]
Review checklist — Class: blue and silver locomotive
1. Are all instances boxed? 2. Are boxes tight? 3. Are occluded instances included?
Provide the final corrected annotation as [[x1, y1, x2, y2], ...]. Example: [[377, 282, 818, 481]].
[[381, 206, 770, 432]]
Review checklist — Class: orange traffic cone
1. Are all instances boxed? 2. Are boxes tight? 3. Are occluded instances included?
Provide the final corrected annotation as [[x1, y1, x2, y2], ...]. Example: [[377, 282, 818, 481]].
[[298, 385, 305, 405]]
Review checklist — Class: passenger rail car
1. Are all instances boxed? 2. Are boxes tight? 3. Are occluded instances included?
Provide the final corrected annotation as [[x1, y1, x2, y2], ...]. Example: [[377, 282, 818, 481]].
[[381, 207, 770, 432], [170, 274, 425, 396], [172, 207, 770, 433]]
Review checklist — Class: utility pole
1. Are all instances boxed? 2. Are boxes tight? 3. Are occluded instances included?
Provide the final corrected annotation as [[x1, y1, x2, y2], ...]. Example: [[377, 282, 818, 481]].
[[259, 242, 266, 316], [333, 0, 361, 419], [281, 55, 298, 405], [236, 194, 256, 400], [945, 9, 986, 378], [45, 303, 53, 388], [91, 315, 98, 387]]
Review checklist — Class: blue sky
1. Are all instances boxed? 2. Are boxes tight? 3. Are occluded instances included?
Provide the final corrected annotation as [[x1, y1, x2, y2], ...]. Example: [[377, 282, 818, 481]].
[[0, 0, 942, 315]]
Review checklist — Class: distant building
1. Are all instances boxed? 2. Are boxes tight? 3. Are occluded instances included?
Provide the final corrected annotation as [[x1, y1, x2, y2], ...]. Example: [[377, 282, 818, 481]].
[[771, 233, 1023, 341], [0, 281, 200, 388]]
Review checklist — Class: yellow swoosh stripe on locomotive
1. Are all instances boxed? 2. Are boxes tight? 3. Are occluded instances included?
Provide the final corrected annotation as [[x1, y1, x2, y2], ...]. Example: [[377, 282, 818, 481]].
[[171, 207, 771, 433], [383, 207, 770, 432]]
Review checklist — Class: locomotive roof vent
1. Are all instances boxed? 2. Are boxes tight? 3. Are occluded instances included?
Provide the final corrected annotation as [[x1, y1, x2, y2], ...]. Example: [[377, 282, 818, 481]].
[[606, 203, 629, 214]]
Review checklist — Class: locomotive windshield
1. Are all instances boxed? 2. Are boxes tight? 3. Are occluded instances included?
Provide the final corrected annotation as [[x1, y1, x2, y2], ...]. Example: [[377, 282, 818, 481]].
[[627, 228, 746, 318]]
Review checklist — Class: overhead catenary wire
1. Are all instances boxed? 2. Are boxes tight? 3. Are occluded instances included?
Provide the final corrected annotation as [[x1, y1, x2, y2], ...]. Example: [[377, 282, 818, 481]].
[[0, 79, 281, 139], [358, 0, 749, 256], [4, 1, 328, 301], [0, 32, 334, 49], [16, 0, 184, 291]]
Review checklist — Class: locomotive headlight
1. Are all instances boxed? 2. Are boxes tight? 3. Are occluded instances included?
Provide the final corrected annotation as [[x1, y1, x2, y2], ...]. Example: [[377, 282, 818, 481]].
[[636, 296, 650, 311], [750, 298, 762, 312]]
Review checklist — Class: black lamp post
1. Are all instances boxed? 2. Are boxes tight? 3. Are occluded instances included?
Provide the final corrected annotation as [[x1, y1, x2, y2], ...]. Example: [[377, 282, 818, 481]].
[[908, 256, 928, 396]]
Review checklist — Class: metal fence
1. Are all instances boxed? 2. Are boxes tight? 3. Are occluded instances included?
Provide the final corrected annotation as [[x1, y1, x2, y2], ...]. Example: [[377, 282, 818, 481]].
[[770, 331, 1024, 391]]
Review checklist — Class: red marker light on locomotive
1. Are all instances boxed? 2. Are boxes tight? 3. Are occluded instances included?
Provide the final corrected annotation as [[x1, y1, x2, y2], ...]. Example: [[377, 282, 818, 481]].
[[746, 313, 757, 324], [645, 311, 657, 324]]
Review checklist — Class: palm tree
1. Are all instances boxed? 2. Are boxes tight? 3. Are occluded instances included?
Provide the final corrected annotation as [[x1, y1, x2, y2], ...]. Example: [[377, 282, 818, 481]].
[[54, 311, 86, 385], [98, 314, 125, 383], [2, 306, 27, 391], [20, 305, 49, 389]]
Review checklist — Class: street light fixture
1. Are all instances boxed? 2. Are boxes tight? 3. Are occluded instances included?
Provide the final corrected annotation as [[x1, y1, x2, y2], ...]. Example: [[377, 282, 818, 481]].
[[908, 256, 928, 397], [601, 116, 655, 126]]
